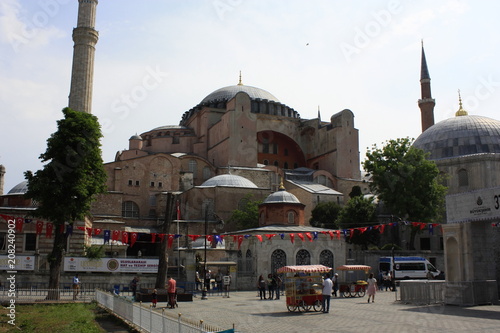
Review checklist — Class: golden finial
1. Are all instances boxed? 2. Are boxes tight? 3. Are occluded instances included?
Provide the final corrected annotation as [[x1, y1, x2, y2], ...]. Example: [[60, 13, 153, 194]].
[[455, 89, 468, 116], [238, 71, 243, 85], [279, 178, 285, 191]]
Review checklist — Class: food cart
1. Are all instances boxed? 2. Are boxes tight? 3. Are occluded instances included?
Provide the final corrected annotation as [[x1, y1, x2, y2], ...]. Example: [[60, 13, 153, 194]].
[[336, 265, 371, 298], [277, 265, 332, 312]]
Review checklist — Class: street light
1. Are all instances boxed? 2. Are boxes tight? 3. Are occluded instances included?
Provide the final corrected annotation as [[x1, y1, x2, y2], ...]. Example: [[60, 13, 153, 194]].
[[201, 206, 224, 300]]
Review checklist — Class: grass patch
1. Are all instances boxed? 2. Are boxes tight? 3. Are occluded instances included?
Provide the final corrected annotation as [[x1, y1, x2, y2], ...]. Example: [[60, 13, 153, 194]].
[[0, 302, 115, 333]]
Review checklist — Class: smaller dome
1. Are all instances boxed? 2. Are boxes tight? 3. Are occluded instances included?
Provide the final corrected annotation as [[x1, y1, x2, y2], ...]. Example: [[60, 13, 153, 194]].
[[263, 188, 301, 204], [8, 181, 28, 195], [129, 134, 142, 140], [200, 174, 258, 188]]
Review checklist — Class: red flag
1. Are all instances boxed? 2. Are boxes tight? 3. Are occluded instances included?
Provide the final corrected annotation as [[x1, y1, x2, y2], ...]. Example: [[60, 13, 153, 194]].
[[167, 234, 175, 249], [290, 233, 295, 243], [359, 227, 367, 234], [255, 235, 263, 242], [151, 233, 157, 243], [45, 222, 53, 238], [188, 234, 200, 241], [349, 229, 354, 239], [206, 235, 213, 243], [419, 223, 426, 230], [158, 233, 165, 242], [59, 224, 65, 234], [379, 224, 386, 234], [94, 228, 103, 236], [112, 230, 120, 241], [121, 231, 129, 244], [297, 233, 304, 241], [237, 235, 244, 250], [0, 214, 13, 221], [130, 232, 138, 247], [36, 220, 44, 234], [328, 230, 334, 240], [86, 228, 93, 237], [265, 234, 276, 240], [305, 232, 313, 241], [15, 217, 24, 232], [77, 226, 85, 231]]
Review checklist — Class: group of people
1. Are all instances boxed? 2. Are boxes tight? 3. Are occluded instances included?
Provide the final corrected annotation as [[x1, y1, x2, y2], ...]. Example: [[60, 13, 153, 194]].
[[321, 272, 378, 312], [257, 274, 282, 300]]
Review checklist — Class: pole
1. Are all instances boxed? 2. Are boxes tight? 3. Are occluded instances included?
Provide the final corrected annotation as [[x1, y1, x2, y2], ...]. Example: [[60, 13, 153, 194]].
[[391, 246, 397, 292], [201, 207, 208, 300]]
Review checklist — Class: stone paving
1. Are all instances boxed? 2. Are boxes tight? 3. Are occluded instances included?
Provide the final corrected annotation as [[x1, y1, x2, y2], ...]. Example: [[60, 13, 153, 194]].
[[150, 290, 500, 333]]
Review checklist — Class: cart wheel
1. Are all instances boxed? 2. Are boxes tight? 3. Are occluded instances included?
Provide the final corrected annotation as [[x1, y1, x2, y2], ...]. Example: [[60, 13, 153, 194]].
[[297, 301, 308, 312], [349, 284, 357, 297], [287, 304, 297, 312], [313, 300, 323, 312], [357, 289, 366, 297]]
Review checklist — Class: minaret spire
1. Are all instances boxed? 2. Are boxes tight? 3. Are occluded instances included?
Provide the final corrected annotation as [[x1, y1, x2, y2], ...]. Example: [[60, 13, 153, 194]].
[[418, 41, 435, 132], [237, 71, 243, 85], [68, 0, 99, 113]]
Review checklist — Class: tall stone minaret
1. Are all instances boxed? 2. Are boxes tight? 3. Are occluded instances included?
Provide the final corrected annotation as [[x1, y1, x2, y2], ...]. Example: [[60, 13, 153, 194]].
[[68, 0, 98, 114], [0, 165, 5, 195], [418, 42, 435, 132]]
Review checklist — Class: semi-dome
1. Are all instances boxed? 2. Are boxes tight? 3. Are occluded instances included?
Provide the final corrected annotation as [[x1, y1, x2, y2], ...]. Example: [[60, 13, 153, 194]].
[[263, 187, 301, 204], [201, 84, 280, 104], [129, 134, 142, 140], [413, 115, 500, 160], [8, 181, 28, 195], [200, 174, 258, 188]]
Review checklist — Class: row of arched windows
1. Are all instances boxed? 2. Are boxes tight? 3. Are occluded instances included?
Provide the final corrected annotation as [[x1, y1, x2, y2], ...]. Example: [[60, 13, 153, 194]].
[[237, 249, 335, 275]]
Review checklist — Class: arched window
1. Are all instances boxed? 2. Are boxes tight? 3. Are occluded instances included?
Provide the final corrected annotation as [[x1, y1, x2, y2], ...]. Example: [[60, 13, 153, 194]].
[[274, 161, 279, 167], [246, 249, 253, 272], [458, 169, 468, 187], [284, 162, 289, 169], [122, 201, 139, 218], [287, 210, 295, 224], [296, 249, 311, 265], [237, 250, 243, 276], [319, 250, 334, 269], [263, 159, 269, 165], [271, 249, 287, 273], [260, 211, 265, 225], [188, 160, 198, 177], [202, 166, 211, 180]]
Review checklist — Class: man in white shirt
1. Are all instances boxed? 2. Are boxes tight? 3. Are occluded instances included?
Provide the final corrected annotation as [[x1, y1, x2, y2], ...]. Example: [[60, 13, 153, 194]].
[[322, 273, 333, 313]]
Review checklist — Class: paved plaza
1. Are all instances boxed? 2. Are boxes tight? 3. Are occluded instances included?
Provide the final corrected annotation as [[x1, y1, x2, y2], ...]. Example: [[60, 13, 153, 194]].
[[149, 290, 500, 333]]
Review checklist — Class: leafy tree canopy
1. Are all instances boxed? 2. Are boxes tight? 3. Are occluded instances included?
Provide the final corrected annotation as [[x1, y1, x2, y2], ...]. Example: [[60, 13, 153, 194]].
[[228, 194, 262, 230], [362, 137, 446, 223], [337, 195, 379, 249], [310, 201, 341, 228], [24, 107, 107, 225]]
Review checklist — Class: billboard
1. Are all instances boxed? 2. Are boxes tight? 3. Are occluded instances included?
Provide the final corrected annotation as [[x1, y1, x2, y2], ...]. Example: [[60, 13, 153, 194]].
[[64, 257, 160, 273], [0, 255, 35, 271]]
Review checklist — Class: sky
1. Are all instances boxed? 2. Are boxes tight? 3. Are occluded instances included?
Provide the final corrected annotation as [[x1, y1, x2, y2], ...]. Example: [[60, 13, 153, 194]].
[[1, 0, 500, 193]]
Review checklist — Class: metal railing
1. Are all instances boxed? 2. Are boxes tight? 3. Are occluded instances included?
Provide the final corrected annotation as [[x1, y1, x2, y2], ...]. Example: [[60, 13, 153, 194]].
[[399, 280, 445, 304], [95, 289, 228, 333], [0, 288, 95, 303]]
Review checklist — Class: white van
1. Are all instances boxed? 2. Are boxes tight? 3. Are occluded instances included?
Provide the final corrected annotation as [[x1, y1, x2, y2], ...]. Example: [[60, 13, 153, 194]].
[[379, 256, 440, 280]]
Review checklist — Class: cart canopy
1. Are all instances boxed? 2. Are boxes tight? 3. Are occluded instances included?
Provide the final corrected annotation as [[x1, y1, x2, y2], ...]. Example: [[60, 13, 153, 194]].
[[336, 265, 371, 272], [277, 265, 332, 274]]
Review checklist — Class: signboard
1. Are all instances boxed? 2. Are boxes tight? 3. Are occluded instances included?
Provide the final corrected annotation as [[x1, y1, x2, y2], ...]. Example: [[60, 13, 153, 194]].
[[64, 257, 160, 273], [446, 187, 500, 223], [0, 255, 35, 271]]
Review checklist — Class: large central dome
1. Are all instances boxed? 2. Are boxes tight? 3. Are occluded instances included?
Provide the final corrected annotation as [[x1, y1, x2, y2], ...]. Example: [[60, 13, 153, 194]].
[[413, 115, 500, 160], [201, 84, 280, 104]]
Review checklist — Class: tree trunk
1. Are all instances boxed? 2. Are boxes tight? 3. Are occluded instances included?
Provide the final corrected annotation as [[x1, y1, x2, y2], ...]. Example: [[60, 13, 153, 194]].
[[155, 193, 174, 289], [47, 227, 67, 300]]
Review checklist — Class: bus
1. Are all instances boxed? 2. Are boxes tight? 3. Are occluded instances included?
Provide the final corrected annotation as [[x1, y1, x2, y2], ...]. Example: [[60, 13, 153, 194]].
[[379, 256, 440, 280]]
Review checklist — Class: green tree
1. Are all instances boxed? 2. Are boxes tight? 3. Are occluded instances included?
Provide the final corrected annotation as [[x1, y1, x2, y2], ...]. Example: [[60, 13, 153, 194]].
[[24, 108, 107, 295], [228, 194, 261, 230], [362, 137, 447, 249], [337, 196, 379, 249], [310, 201, 342, 229]]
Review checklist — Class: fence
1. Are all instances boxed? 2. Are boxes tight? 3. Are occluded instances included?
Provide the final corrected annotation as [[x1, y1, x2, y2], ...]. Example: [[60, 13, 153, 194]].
[[0, 288, 95, 303], [399, 280, 445, 304], [95, 289, 229, 333]]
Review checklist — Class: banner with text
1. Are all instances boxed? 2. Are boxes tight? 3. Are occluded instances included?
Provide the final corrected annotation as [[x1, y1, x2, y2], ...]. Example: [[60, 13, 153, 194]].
[[64, 257, 160, 273]]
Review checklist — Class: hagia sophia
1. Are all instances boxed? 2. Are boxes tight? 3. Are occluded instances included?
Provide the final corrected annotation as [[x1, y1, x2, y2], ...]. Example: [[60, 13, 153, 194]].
[[0, 0, 499, 303]]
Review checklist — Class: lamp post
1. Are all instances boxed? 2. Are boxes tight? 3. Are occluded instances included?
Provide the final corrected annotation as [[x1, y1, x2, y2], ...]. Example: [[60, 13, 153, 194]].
[[391, 246, 397, 293], [201, 207, 208, 300]]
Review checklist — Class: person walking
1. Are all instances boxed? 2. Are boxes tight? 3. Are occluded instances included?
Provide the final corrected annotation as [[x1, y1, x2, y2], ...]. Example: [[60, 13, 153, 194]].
[[72, 274, 80, 300], [257, 275, 267, 300], [273, 274, 282, 300], [267, 274, 275, 300], [167, 276, 177, 308], [332, 273, 339, 297], [151, 289, 158, 308], [130, 276, 139, 298], [366, 273, 377, 303], [322, 273, 333, 313]]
